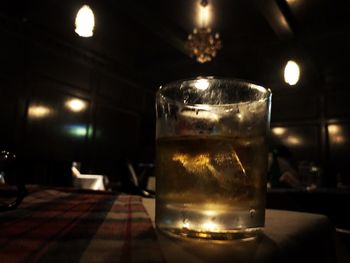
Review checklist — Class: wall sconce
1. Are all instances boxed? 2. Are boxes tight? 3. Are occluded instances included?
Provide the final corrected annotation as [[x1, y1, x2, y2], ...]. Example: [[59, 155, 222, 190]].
[[28, 105, 52, 119], [65, 98, 87, 112], [284, 60, 300, 86], [75, 5, 95, 37]]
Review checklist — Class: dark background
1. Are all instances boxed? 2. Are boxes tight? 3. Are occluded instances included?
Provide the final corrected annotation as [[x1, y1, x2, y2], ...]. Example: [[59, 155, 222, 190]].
[[0, 0, 349, 187]]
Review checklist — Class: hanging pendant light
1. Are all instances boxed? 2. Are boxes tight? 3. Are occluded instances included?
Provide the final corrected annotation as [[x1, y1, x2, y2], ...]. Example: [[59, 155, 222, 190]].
[[186, 0, 222, 63], [75, 5, 95, 37], [284, 60, 300, 86]]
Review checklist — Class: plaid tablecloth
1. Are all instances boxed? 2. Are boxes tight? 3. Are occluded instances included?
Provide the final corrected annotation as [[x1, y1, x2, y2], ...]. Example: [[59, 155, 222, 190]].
[[0, 187, 164, 263]]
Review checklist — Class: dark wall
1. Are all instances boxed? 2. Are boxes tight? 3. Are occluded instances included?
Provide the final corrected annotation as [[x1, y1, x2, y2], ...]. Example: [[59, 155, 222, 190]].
[[0, 9, 155, 186], [1, 1, 349, 188], [269, 77, 350, 187]]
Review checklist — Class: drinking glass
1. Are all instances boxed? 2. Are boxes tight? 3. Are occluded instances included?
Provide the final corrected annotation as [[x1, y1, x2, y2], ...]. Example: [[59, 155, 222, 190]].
[[155, 77, 271, 240]]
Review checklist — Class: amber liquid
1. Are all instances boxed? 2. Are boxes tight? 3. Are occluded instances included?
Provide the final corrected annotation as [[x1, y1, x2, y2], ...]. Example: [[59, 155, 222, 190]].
[[155, 135, 268, 239]]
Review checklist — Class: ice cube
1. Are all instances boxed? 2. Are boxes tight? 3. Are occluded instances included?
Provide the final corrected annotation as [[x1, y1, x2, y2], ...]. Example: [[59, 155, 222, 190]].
[[172, 146, 246, 191]]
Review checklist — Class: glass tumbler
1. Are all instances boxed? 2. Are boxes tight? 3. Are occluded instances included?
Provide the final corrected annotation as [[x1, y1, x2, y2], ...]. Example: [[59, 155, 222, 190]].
[[155, 77, 271, 240]]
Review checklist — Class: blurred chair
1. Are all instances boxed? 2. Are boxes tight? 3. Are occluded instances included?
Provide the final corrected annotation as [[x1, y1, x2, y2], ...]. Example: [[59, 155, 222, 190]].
[[123, 161, 155, 197], [71, 162, 109, 191], [0, 150, 27, 211]]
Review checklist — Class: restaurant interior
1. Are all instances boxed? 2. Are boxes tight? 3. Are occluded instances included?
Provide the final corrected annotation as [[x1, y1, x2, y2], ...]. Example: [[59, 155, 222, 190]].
[[0, 0, 350, 262]]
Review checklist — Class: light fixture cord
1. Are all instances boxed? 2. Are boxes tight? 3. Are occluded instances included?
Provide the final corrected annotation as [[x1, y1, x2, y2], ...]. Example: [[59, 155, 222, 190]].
[[200, 0, 208, 7]]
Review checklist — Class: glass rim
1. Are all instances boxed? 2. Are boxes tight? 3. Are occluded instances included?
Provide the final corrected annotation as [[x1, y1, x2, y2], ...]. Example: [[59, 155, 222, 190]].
[[157, 76, 272, 107]]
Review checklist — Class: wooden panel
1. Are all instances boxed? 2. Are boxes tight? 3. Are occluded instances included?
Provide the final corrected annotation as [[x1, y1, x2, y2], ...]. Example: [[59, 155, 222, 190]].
[[270, 125, 320, 163], [0, 78, 18, 150], [326, 90, 350, 118], [23, 78, 91, 160], [98, 73, 123, 101], [93, 104, 139, 160], [143, 91, 156, 117], [0, 29, 23, 76], [328, 123, 350, 186], [271, 94, 319, 122], [119, 85, 145, 112], [28, 74, 91, 100], [27, 44, 91, 90]]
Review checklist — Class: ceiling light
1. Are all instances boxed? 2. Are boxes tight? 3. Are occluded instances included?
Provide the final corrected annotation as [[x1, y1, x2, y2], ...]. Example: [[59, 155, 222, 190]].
[[197, 1, 211, 27], [284, 60, 300, 86], [75, 5, 95, 37], [186, 0, 221, 63]]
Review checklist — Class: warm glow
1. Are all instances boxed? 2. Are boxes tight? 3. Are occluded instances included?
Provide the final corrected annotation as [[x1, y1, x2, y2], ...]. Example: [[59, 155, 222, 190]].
[[203, 210, 218, 216], [28, 105, 52, 119], [334, 135, 345, 144], [328, 124, 341, 135], [66, 99, 87, 112], [197, 3, 211, 27], [173, 151, 246, 178], [287, 135, 301, 145], [286, 0, 297, 5], [75, 5, 95, 37], [272, 127, 287, 136], [284, 60, 300, 86], [328, 125, 345, 144], [182, 221, 190, 229], [194, 79, 210, 90], [202, 221, 219, 231], [172, 153, 212, 175]]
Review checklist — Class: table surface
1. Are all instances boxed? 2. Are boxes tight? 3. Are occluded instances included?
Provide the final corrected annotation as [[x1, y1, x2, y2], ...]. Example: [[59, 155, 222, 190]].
[[143, 199, 335, 263], [0, 187, 336, 263]]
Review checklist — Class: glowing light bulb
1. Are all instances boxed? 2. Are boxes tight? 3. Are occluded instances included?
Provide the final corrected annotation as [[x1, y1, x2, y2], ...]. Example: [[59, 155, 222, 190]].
[[75, 5, 95, 37], [28, 105, 52, 118], [198, 4, 211, 27], [66, 99, 87, 112], [284, 60, 300, 86]]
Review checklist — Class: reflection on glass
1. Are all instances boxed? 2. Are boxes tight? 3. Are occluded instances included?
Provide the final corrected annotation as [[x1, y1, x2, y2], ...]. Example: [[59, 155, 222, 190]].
[[202, 221, 219, 231], [278, 13, 289, 28], [182, 221, 190, 229], [284, 60, 300, 86], [272, 127, 286, 136], [286, 135, 301, 145], [75, 5, 95, 37], [333, 136, 345, 144], [194, 78, 210, 90], [328, 124, 341, 135], [28, 105, 52, 119], [64, 125, 87, 138], [286, 0, 297, 5], [179, 109, 219, 121], [87, 124, 94, 139], [65, 99, 87, 112], [328, 124, 345, 144]]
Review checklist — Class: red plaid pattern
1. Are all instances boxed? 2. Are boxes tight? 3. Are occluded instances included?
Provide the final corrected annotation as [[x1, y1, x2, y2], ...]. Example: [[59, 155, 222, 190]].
[[0, 187, 164, 263]]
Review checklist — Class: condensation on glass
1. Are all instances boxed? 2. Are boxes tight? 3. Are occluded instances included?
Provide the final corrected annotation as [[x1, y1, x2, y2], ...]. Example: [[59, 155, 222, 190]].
[[155, 77, 271, 240]]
